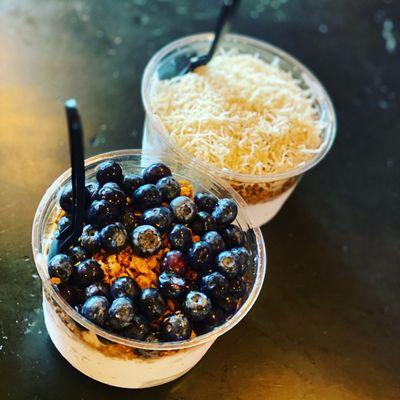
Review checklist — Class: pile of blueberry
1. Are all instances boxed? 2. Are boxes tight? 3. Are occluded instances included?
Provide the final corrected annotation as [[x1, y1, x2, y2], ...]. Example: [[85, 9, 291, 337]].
[[48, 160, 253, 342]]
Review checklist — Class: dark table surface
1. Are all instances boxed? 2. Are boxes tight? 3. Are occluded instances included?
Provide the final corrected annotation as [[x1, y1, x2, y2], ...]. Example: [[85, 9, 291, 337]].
[[1, 0, 399, 399]]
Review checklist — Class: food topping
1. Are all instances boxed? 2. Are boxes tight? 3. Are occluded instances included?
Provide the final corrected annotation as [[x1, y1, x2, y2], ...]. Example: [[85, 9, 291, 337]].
[[48, 160, 253, 342], [151, 51, 323, 176]]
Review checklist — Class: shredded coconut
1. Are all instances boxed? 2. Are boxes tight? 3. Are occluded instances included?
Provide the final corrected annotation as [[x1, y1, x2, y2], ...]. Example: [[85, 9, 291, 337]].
[[151, 50, 323, 175]]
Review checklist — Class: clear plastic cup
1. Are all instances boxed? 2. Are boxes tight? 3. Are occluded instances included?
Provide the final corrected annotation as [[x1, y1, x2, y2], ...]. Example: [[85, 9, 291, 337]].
[[141, 33, 337, 226], [32, 149, 266, 389]]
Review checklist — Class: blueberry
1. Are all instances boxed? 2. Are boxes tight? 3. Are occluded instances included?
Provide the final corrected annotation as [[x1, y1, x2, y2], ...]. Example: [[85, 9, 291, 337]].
[[130, 225, 162, 257], [216, 250, 241, 279], [122, 174, 144, 196], [162, 313, 191, 341], [229, 276, 247, 298], [187, 241, 213, 271], [211, 198, 238, 225], [85, 281, 111, 300], [87, 200, 119, 228], [131, 184, 162, 211], [122, 315, 150, 340], [59, 184, 91, 213], [169, 196, 197, 223], [161, 250, 186, 275], [231, 247, 251, 275], [191, 211, 216, 235], [111, 276, 140, 300], [96, 160, 123, 186], [194, 192, 218, 213], [220, 224, 245, 249], [184, 279, 197, 293], [194, 308, 225, 334], [142, 163, 171, 184], [101, 182, 120, 189], [129, 335, 161, 358], [97, 183, 127, 210], [199, 272, 228, 299], [99, 223, 128, 252], [59, 185, 74, 213], [73, 259, 104, 288], [158, 272, 186, 298], [80, 224, 101, 253], [67, 246, 89, 264], [196, 267, 214, 279], [133, 331, 161, 353], [204, 308, 226, 328], [56, 284, 73, 302], [86, 182, 99, 203], [120, 208, 139, 231], [48, 254, 73, 284], [201, 231, 225, 254], [57, 284, 80, 305], [168, 224, 192, 252], [108, 297, 136, 330], [183, 291, 211, 321], [56, 215, 72, 237], [80, 295, 109, 326], [141, 207, 173, 233], [140, 288, 166, 319], [217, 295, 238, 315], [156, 177, 181, 202]]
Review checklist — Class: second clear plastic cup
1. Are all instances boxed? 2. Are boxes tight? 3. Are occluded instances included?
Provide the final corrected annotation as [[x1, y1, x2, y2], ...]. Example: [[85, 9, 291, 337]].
[[141, 33, 337, 226]]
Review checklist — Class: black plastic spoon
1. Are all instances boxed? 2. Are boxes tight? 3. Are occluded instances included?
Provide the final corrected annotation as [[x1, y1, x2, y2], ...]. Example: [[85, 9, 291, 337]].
[[48, 99, 86, 259], [158, 0, 240, 79]]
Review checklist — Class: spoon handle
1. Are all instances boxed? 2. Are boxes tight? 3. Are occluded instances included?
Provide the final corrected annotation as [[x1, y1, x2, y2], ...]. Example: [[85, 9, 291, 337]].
[[188, 0, 240, 71], [208, 0, 240, 61], [59, 99, 85, 252]]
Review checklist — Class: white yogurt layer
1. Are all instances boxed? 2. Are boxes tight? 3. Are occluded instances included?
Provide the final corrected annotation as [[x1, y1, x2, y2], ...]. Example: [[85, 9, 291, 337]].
[[245, 184, 297, 226], [43, 294, 214, 388]]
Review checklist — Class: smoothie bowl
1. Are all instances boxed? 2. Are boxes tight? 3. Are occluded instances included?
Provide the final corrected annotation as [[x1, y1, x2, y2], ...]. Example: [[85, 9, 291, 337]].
[[32, 149, 266, 388], [142, 33, 336, 226]]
